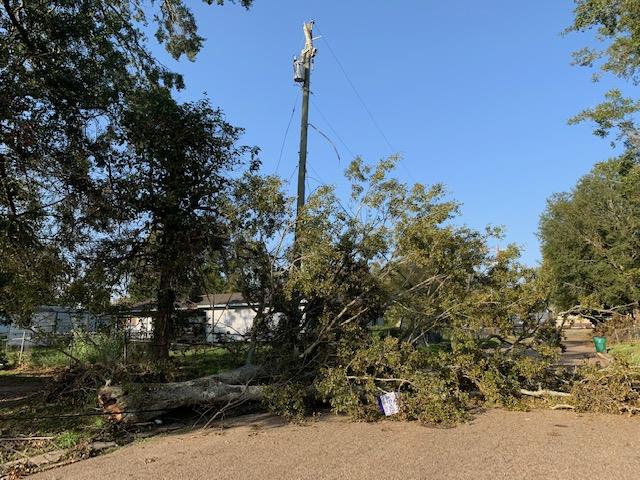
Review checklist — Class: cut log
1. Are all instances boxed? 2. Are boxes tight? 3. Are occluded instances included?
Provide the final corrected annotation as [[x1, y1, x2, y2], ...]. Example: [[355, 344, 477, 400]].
[[519, 388, 571, 398], [98, 365, 265, 424]]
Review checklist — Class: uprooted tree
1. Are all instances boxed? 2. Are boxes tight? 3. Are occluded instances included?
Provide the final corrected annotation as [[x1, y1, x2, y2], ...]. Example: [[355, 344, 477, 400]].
[[99, 157, 564, 424]]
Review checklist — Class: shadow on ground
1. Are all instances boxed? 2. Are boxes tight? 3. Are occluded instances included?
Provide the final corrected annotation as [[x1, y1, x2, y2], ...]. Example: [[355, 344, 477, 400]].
[[0, 374, 49, 403]]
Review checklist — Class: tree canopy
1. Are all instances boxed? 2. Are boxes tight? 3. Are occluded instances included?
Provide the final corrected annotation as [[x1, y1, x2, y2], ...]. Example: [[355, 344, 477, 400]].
[[540, 156, 640, 313], [568, 0, 640, 146], [224, 156, 555, 421], [0, 0, 253, 324], [91, 87, 258, 357], [538, 1, 640, 317]]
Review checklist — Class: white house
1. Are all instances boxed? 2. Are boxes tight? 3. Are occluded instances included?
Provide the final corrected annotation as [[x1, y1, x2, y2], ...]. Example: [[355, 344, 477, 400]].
[[201, 293, 258, 341], [126, 293, 259, 342], [3, 306, 108, 346]]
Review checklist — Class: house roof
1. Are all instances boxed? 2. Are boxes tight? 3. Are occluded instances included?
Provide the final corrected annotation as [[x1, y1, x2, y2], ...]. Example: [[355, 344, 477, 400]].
[[194, 292, 247, 308], [126, 293, 249, 313]]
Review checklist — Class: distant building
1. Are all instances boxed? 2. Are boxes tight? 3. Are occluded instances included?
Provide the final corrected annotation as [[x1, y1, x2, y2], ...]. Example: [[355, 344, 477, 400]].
[[126, 293, 259, 342], [556, 313, 594, 329], [3, 306, 108, 346]]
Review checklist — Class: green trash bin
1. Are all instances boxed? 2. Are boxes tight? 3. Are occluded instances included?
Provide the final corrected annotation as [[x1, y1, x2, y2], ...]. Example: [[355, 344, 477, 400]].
[[593, 336, 607, 353]]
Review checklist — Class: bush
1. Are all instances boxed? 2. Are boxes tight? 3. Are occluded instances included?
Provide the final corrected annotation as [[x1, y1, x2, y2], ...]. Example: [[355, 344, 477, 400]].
[[68, 330, 124, 366], [315, 335, 554, 425]]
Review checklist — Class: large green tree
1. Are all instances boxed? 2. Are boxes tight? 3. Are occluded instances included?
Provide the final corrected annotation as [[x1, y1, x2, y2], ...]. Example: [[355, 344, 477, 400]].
[[0, 0, 252, 323], [538, 1, 640, 316], [568, 0, 640, 144], [540, 156, 640, 313], [91, 87, 257, 358]]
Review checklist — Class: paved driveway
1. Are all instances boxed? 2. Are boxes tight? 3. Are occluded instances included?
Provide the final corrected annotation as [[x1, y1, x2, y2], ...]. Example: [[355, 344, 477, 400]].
[[559, 328, 600, 366], [32, 410, 640, 480]]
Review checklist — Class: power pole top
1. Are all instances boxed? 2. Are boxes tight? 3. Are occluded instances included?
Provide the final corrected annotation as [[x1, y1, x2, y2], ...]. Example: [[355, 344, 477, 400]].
[[294, 21, 317, 224], [294, 21, 317, 83], [301, 21, 317, 62]]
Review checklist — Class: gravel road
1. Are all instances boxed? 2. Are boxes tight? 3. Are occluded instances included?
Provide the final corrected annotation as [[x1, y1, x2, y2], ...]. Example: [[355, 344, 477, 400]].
[[31, 409, 640, 480]]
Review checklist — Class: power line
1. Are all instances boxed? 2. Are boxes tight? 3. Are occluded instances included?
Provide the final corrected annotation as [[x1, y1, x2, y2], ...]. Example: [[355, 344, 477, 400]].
[[307, 163, 329, 188], [308, 123, 341, 164], [317, 28, 394, 152], [0, 408, 171, 422], [275, 91, 300, 174], [286, 164, 298, 184], [310, 96, 357, 160], [315, 26, 418, 183]]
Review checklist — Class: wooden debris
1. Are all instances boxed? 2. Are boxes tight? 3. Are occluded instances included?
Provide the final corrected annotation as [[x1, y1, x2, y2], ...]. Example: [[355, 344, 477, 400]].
[[520, 388, 571, 398]]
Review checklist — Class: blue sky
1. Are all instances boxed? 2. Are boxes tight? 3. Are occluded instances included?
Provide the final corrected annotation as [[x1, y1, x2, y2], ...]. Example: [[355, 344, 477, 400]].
[[148, 1, 621, 265]]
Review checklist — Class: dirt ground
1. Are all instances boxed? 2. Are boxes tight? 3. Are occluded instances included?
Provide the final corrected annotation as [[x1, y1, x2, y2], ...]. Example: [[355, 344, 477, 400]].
[[31, 409, 640, 480], [0, 374, 48, 403]]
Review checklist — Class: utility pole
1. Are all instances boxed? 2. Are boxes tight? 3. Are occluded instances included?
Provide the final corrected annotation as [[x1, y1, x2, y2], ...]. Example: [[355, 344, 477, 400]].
[[293, 21, 317, 221]]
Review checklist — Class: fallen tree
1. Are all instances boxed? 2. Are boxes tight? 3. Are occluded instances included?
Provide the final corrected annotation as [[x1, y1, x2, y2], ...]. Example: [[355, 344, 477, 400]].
[[98, 365, 265, 424], [96, 158, 566, 426], [97, 336, 565, 426], [97, 357, 640, 425]]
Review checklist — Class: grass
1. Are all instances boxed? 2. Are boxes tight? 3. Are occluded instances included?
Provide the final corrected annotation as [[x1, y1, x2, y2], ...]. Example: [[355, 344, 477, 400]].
[[0, 346, 74, 371], [2, 343, 243, 378], [609, 342, 640, 366], [0, 377, 106, 464], [55, 431, 82, 449], [171, 346, 245, 380], [0, 343, 243, 467], [29, 347, 75, 369]]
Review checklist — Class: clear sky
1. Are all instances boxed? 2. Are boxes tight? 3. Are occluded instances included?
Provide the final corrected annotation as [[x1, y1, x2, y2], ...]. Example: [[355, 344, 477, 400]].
[[148, 1, 622, 265]]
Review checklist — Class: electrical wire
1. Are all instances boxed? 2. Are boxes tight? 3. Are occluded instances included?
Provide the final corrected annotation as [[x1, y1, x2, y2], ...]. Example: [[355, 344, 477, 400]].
[[308, 123, 341, 164], [315, 26, 418, 183], [310, 96, 357, 160], [286, 164, 298, 184], [0, 408, 172, 422], [307, 163, 330, 189], [275, 91, 300, 174]]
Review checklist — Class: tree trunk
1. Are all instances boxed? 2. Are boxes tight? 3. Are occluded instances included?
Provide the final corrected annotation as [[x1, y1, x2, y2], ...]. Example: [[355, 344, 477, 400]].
[[98, 365, 265, 424], [152, 270, 175, 360]]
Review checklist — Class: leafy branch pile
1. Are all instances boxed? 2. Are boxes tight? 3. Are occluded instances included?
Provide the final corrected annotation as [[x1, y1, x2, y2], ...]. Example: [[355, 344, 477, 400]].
[[571, 364, 640, 414], [216, 157, 569, 424]]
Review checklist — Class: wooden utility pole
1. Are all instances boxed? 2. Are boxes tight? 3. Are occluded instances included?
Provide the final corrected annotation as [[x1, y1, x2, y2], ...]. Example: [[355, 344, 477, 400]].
[[294, 21, 317, 219]]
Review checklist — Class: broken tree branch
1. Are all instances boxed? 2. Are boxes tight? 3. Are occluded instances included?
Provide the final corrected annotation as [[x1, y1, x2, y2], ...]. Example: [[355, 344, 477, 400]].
[[519, 388, 571, 398]]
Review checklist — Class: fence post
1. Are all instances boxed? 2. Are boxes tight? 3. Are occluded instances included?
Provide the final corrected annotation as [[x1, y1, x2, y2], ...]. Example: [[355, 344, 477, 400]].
[[18, 330, 26, 365], [123, 322, 128, 363]]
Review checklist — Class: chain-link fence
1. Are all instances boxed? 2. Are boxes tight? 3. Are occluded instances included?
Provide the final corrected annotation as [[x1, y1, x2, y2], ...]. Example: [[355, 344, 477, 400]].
[[609, 325, 640, 344]]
